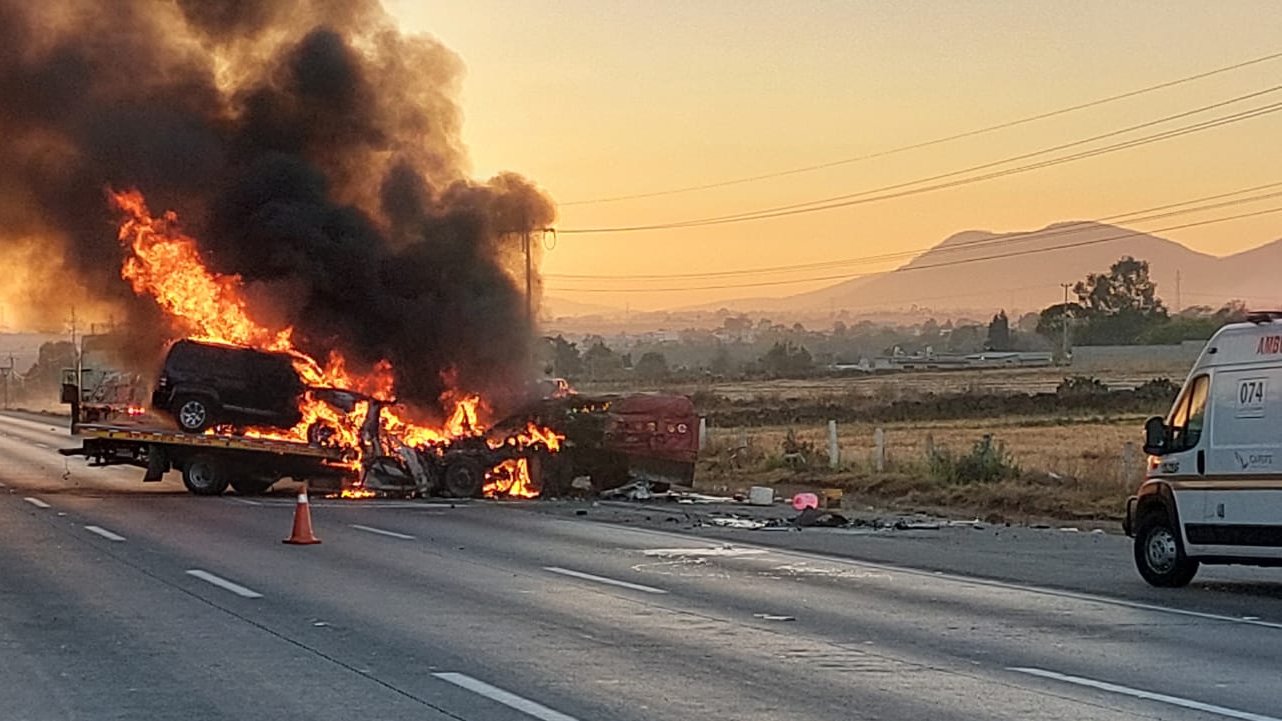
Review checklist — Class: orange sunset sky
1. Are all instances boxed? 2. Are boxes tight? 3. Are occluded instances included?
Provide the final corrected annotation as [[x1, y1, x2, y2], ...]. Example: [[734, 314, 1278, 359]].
[[391, 1, 1282, 312]]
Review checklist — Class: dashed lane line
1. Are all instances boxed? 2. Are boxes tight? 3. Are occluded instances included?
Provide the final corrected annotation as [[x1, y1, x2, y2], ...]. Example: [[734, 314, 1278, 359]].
[[1010, 667, 1281, 721], [185, 569, 264, 599], [543, 566, 667, 595], [433, 673, 579, 721]]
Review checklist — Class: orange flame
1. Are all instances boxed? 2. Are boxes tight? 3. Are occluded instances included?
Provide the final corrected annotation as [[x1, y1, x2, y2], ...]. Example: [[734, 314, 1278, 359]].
[[484, 458, 540, 499]]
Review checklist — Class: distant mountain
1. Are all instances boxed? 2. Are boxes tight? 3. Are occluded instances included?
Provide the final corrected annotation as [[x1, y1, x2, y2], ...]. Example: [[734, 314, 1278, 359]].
[[702, 222, 1282, 316], [540, 295, 621, 320]]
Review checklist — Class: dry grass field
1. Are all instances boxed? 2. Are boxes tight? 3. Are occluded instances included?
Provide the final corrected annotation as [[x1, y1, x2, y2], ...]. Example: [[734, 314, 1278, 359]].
[[695, 414, 1147, 523]]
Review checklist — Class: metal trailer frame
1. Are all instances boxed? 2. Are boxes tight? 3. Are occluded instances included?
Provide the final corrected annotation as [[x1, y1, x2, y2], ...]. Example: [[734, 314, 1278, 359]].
[[60, 424, 356, 496]]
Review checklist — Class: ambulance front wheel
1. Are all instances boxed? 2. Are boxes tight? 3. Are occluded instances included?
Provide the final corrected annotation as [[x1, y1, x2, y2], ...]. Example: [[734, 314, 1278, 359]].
[[1133, 512, 1199, 587]]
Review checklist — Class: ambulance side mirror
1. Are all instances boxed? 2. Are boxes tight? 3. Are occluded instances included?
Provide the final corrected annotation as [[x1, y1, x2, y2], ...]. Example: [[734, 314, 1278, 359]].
[[1142, 416, 1168, 456]]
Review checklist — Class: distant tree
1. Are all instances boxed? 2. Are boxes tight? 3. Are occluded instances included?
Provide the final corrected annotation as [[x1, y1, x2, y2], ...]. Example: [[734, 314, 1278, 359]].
[[1216, 300, 1250, 323], [634, 351, 669, 381], [1015, 311, 1041, 334], [583, 341, 624, 380], [1036, 303, 1081, 350], [946, 324, 985, 353], [721, 315, 751, 332], [832, 321, 848, 337], [709, 344, 733, 376], [760, 341, 813, 377], [548, 335, 583, 378], [1074, 256, 1167, 318], [986, 311, 1012, 351]]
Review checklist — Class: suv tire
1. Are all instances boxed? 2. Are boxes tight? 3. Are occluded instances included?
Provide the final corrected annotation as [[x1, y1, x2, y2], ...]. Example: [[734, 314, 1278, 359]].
[[442, 457, 484, 498], [174, 395, 216, 433], [1133, 511, 1199, 587]]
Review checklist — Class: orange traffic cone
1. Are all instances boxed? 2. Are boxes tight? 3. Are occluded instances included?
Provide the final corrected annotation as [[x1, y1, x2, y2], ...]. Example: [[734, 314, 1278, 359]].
[[283, 484, 321, 545]]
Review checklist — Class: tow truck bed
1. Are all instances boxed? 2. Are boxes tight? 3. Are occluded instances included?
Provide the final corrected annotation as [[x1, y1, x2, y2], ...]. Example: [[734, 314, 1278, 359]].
[[61, 423, 354, 496]]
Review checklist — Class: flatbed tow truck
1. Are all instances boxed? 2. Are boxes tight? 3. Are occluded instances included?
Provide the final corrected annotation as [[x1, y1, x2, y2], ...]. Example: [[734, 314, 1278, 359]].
[[61, 423, 357, 496]]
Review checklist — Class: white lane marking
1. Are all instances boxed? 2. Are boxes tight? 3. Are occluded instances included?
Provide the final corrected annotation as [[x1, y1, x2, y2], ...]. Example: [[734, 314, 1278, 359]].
[[33, 442, 50, 449], [185, 569, 264, 599], [591, 522, 1282, 630], [23, 497, 51, 509], [84, 525, 125, 542], [433, 673, 579, 721], [229, 498, 263, 506], [1010, 667, 1281, 721], [350, 524, 415, 540], [543, 566, 667, 594]]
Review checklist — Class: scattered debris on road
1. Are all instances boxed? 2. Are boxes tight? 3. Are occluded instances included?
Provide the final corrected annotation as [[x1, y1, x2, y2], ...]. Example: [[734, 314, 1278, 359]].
[[752, 613, 796, 622]]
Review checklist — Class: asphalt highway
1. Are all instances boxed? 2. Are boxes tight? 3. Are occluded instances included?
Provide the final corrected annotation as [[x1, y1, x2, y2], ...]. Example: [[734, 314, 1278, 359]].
[[2, 412, 1281, 721]]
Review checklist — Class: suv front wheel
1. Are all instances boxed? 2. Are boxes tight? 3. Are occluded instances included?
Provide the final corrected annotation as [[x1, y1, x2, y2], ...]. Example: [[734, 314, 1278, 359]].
[[174, 395, 216, 433]]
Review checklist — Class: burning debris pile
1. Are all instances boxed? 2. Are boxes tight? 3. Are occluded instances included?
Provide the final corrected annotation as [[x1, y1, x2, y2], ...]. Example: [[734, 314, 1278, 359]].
[[0, 1, 564, 495]]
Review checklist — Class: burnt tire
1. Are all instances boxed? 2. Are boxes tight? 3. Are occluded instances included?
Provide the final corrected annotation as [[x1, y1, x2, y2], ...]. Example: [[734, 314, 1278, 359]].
[[230, 476, 275, 496], [1133, 511, 1199, 587], [442, 457, 484, 498], [173, 395, 215, 433], [182, 456, 230, 496]]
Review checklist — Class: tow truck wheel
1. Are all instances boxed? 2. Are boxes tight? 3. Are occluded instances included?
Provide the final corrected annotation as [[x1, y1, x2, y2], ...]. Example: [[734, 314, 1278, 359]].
[[1133, 512, 1199, 587], [174, 395, 214, 433], [442, 457, 484, 498], [230, 476, 275, 496], [182, 456, 230, 496]]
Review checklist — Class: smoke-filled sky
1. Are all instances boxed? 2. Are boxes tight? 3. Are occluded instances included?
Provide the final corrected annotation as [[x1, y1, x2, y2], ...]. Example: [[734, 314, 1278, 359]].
[[393, 1, 1282, 311], [0, 0, 554, 407]]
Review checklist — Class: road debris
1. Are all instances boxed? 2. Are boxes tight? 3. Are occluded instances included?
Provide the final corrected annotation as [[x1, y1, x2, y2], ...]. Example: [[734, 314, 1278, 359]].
[[753, 613, 796, 622], [794, 509, 849, 528], [707, 517, 771, 530], [791, 492, 820, 511]]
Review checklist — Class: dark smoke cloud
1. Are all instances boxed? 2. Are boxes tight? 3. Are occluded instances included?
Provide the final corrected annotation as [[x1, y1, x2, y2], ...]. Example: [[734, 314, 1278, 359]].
[[0, 0, 555, 415]]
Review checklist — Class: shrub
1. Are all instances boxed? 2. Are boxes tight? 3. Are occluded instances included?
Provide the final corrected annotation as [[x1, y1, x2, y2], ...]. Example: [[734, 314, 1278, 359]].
[[929, 435, 1021, 484], [1056, 375, 1109, 397]]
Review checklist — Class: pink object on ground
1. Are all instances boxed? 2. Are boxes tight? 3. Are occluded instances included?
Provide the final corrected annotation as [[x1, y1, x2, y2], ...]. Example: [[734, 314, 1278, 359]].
[[791, 492, 819, 511]]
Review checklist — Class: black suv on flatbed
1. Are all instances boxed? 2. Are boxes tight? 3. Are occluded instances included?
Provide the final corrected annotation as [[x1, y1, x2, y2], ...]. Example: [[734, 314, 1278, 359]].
[[152, 339, 305, 432]]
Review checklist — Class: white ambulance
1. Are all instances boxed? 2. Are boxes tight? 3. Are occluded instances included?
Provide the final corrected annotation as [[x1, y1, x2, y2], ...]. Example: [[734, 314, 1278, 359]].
[[1126, 312, 1282, 586]]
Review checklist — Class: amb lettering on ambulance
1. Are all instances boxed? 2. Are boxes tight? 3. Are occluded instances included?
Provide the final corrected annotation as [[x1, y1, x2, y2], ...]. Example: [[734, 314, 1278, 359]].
[[1126, 313, 1282, 587]]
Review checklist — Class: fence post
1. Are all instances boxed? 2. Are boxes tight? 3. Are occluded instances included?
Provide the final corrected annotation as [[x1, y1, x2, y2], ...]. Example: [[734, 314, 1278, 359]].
[[698, 417, 708, 451], [924, 432, 935, 460], [874, 427, 886, 472], [828, 420, 839, 469], [1122, 441, 1137, 484]]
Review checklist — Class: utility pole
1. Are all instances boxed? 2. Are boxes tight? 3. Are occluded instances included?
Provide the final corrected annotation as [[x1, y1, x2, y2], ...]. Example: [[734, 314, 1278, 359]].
[[523, 229, 533, 330], [1059, 283, 1073, 363], [1, 354, 12, 410]]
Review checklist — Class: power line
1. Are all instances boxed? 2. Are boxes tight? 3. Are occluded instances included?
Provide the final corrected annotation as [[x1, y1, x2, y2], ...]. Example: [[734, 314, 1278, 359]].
[[547, 181, 1282, 281], [546, 205, 1282, 293], [561, 49, 1282, 206], [559, 89, 1282, 234]]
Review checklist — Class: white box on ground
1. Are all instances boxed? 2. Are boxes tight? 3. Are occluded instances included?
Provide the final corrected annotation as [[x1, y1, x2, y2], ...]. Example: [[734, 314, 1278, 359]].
[[748, 486, 774, 506]]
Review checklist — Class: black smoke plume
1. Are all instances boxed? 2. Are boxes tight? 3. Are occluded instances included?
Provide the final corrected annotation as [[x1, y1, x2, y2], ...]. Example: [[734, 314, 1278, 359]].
[[0, 0, 554, 415]]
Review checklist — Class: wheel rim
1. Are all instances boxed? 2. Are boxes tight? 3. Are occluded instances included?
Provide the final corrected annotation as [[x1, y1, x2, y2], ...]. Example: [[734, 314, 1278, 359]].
[[1145, 527, 1179, 574], [179, 400, 207, 429], [188, 463, 214, 490]]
